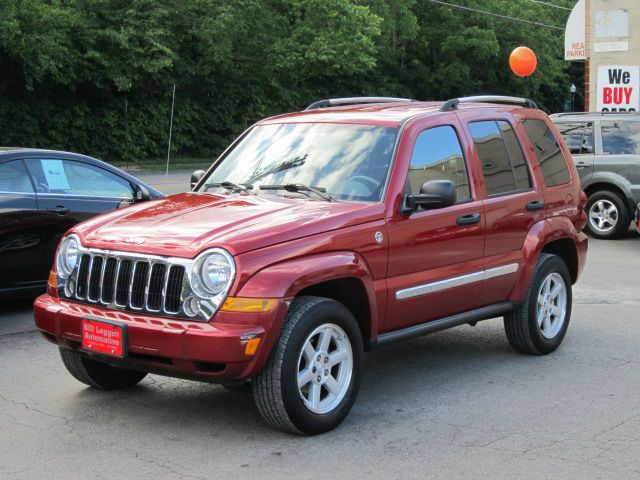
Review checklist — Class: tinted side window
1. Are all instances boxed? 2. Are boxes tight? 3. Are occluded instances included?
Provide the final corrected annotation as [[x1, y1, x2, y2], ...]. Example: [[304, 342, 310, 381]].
[[555, 122, 593, 154], [498, 121, 531, 191], [522, 119, 571, 187], [408, 125, 471, 202], [25, 159, 133, 198], [0, 160, 34, 193], [601, 121, 640, 154], [469, 121, 519, 196]]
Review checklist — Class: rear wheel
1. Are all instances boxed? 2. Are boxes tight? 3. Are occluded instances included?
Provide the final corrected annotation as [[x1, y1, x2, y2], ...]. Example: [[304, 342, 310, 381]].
[[585, 190, 629, 239], [59, 348, 147, 389], [252, 296, 363, 435], [504, 254, 572, 355]]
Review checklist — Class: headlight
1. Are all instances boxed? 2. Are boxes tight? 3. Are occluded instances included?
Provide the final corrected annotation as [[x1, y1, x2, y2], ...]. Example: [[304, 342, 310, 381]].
[[56, 235, 80, 278], [189, 248, 235, 298]]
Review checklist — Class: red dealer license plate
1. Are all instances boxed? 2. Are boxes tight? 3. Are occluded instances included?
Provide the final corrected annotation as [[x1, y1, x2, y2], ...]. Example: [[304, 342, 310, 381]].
[[81, 318, 126, 358]]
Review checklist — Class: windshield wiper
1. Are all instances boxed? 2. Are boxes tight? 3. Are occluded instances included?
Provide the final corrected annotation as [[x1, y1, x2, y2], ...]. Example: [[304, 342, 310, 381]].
[[247, 154, 308, 184], [204, 181, 253, 194], [259, 183, 334, 202]]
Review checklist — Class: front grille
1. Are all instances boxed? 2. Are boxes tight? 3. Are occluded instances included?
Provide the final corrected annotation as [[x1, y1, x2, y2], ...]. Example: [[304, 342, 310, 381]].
[[66, 252, 186, 317]]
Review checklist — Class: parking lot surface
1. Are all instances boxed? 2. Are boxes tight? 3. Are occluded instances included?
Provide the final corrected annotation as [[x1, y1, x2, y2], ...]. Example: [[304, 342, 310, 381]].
[[2, 220, 639, 478]]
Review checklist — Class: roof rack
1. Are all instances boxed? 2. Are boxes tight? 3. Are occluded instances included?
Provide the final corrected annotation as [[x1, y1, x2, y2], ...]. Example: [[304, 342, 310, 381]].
[[305, 96, 414, 111], [440, 95, 538, 112]]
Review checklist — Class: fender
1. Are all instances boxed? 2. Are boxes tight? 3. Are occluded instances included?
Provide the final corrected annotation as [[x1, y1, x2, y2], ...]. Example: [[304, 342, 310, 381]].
[[509, 217, 586, 302], [582, 171, 636, 210], [235, 251, 379, 377]]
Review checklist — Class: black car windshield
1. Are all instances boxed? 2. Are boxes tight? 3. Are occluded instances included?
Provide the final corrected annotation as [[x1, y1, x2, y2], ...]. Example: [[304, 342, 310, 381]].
[[201, 123, 399, 202]]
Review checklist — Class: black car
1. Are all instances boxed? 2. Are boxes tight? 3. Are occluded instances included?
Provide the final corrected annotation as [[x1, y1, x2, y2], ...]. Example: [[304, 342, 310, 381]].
[[0, 148, 163, 297]]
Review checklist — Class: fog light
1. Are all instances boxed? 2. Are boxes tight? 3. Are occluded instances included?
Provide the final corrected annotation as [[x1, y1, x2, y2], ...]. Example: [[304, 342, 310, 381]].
[[65, 278, 75, 297], [183, 295, 200, 317]]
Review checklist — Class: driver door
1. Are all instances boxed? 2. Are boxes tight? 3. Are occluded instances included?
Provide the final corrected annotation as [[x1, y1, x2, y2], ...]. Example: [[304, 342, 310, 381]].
[[384, 122, 485, 332]]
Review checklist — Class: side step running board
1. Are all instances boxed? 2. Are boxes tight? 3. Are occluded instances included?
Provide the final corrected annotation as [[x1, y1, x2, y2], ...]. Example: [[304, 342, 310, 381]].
[[372, 302, 515, 349]]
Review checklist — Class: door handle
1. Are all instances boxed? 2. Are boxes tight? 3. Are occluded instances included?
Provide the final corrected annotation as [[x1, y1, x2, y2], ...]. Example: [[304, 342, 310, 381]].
[[575, 162, 588, 169], [526, 200, 544, 212], [47, 206, 70, 215], [456, 213, 481, 226]]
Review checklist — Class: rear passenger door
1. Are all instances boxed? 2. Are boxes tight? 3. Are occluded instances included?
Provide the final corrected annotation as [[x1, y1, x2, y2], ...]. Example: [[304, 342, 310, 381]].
[[385, 122, 485, 331], [521, 118, 575, 221], [464, 118, 544, 306]]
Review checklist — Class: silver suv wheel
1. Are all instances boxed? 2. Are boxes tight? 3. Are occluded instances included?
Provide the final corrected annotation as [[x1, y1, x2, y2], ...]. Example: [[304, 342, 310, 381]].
[[588, 199, 618, 234], [297, 323, 353, 414], [536, 272, 567, 339]]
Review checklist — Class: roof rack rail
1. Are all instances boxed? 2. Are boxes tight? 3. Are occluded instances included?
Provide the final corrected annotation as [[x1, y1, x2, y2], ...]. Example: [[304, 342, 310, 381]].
[[305, 96, 414, 111], [440, 95, 538, 112]]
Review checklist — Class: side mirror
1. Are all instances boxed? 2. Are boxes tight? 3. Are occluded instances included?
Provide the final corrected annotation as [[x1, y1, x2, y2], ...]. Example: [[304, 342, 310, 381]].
[[402, 180, 456, 214], [191, 170, 206, 190], [132, 183, 151, 202]]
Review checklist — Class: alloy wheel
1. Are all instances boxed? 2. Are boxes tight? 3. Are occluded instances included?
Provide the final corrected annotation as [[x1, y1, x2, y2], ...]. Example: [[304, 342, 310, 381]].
[[589, 199, 619, 234], [296, 323, 353, 414], [536, 272, 567, 340]]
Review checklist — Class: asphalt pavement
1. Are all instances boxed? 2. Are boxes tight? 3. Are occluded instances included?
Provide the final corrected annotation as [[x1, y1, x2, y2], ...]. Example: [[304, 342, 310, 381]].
[[1, 192, 639, 478]]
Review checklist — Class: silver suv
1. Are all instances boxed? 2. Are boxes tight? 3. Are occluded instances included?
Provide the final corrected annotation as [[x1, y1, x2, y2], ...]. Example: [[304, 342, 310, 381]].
[[550, 112, 640, 239]]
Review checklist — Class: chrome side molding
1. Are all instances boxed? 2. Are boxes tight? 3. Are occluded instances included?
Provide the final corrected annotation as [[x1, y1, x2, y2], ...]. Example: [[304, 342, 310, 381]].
[[396, 263, 519, 301]]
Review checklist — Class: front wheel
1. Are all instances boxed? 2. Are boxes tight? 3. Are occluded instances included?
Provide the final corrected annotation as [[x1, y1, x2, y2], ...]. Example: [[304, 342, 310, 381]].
[[59, 348, 147, 389], [504, 254, 572, 355], [252, 296, 363, 435]]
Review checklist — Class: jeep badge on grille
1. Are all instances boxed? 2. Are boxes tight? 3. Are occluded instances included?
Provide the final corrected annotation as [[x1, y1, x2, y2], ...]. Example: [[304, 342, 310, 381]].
[[124, 237, 146, 245]]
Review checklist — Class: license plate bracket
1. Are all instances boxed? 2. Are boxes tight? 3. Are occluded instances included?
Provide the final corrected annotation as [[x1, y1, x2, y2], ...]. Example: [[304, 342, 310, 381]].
[[81, 316, 127, 358]]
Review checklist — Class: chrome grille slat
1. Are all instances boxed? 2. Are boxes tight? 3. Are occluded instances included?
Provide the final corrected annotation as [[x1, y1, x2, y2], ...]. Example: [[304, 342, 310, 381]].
[[98, 256, 108, 303], [86, 255, 94, 301], [161, 262, 171, 313], [128, 261, 138, 308], [143, 261, 153, 310]]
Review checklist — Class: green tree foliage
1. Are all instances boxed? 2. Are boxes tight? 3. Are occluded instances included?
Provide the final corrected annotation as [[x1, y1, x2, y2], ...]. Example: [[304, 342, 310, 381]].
[[0, 0, 577, 162]]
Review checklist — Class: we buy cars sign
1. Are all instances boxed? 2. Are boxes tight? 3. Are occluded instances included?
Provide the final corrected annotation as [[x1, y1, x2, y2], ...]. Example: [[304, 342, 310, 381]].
[[597, 66, 640, 112]]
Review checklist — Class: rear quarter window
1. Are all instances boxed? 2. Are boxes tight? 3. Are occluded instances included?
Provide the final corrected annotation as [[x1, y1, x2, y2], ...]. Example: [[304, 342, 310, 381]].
[[600, 120, 640, 154], [522, 119, 571, 187]]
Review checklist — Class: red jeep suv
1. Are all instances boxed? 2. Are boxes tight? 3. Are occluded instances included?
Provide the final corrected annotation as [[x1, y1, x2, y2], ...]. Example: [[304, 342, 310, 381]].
[[34, 96, 588, 434]]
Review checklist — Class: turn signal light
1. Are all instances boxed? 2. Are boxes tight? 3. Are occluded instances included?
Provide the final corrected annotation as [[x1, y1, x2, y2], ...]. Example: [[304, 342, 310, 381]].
[[221, 297, 277, 313], [244, 338, 261, 356], [47, 271, 58, 298]]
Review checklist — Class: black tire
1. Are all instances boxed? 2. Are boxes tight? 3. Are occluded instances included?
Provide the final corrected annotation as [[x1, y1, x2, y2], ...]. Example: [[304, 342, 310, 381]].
[[59, 348, 147, 390], [252, 296, 363, 435], [585, 190, 629, 239], [504, 254, 572, 355]]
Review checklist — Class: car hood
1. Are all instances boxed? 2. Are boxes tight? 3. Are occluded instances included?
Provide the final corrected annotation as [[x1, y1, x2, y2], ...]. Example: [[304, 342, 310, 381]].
[[73, 192, 384, 257]]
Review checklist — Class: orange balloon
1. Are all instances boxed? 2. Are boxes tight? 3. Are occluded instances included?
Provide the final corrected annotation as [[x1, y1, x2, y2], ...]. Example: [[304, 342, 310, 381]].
[[509, 46, 537, 77]]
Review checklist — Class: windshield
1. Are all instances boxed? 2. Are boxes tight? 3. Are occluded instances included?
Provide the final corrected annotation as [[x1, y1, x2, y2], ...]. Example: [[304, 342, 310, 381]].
[[201, 123, 399, 202]]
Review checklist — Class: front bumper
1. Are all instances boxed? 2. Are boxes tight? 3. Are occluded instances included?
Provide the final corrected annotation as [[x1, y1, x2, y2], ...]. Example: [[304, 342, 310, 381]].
[[34, 294, 288, 382]]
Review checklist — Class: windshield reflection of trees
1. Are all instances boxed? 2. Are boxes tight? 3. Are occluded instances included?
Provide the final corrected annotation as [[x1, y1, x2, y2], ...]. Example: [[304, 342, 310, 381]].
[[205, 123, 397, 201]]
